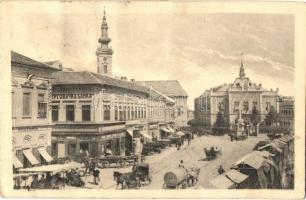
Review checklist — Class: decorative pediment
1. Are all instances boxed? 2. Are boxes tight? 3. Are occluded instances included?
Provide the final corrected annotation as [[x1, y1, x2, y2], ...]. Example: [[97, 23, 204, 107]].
[[37, 81, 48, 90], [21, 80, 35, 88]]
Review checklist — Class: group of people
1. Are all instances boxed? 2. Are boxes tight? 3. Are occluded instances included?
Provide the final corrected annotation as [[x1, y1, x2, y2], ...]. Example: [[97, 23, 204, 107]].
[[83, 157, 100, 185]]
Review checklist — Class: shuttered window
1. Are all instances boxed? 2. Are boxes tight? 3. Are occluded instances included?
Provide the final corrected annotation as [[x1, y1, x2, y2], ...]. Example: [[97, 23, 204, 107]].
[[23, 93, 31, 116]]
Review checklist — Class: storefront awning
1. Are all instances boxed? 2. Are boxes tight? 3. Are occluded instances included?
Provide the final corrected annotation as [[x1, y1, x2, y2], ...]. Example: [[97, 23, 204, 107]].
[[210, 174, 235, 189], [23, 149, 39, 165], [13, 155, 23, 169], [126, 129, 133, 137], [38, 147, 53, 162], [161, 127, 170, 132], [167, 126, 175, 133], [140, 131, 152, 140]]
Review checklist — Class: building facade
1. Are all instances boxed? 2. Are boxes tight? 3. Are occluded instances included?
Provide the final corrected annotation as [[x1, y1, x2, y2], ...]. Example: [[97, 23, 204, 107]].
[[194, 61, 280, 130], [11, 51, 60, 170], [50, 12, 176, 159], [279, 96, 294, 132], [137, 80, 189, 127]]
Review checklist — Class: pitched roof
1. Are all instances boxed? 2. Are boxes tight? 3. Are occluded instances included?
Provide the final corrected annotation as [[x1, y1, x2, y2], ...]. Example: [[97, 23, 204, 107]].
[[52, 71, 149, 94], [11, 51, 61, 71], [137, 80, 188, 97]]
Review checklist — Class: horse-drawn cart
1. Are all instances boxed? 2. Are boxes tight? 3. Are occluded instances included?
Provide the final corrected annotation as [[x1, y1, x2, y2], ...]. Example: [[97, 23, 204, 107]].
[[163, 168, 188, 189], [98, 155, 139, 168]]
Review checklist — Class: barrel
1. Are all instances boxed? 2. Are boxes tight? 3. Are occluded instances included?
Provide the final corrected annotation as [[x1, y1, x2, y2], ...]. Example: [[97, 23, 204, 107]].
[[163, 168, 188, 187]]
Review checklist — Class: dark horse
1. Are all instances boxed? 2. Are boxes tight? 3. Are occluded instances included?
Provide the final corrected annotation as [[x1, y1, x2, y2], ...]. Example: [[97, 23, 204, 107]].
[[113, 171, 131, 189]]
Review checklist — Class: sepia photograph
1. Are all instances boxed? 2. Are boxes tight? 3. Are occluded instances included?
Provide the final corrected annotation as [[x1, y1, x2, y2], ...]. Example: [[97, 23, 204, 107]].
[[0, 1, 305, 199]]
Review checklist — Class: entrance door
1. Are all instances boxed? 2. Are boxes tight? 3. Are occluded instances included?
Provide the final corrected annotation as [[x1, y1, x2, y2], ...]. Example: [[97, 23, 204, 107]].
[[80, 142, 89, 156], [57, 143, 65, 158], [90, 142, 99, 157]]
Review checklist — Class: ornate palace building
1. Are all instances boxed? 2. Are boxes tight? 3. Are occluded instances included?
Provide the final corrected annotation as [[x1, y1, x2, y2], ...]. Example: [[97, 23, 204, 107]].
[[194, 61, 280, 130], [11, 51, 61, 170], [50, 11, 177, 159]]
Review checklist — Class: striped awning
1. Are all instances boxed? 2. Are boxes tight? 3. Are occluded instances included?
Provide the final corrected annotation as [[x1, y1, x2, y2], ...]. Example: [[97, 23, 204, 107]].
[[38, 147, 53, 162], [126, 129, 133, 137], [13, 155, 23, 169], [23, 149, 39, 165]]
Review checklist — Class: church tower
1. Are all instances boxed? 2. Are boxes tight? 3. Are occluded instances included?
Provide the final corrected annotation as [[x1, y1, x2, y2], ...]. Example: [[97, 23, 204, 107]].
[[96, 10, 113, 76], [239, 59, 246, 79]]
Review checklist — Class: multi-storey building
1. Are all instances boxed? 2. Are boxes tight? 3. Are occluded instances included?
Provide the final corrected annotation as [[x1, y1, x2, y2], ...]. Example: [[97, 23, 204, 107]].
[[11, 51, 61, 170], [194, 61, 280, 130], [50, 11, 176, 159], [137, 80, 188, 127], [279, 96, 294, 132]]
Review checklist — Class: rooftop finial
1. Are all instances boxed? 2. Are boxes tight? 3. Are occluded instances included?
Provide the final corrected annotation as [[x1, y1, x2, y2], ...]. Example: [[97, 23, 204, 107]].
[[239, 52, 246, 78], [103, 7, 106, 20]]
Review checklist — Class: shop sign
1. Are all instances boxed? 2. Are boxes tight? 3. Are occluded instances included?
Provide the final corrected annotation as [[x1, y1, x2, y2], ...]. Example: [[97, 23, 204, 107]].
[[52, 93, 93, 99]]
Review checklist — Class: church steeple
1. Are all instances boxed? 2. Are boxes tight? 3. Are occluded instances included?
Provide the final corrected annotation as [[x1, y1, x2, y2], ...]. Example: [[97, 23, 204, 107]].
[[96, 9, 113, 76], [239, 57, 246, 79]]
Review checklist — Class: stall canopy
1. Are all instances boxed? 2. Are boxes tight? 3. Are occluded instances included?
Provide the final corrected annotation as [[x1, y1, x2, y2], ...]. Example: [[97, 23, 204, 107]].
[[226, 169, 248, 184], [23, 149, 39, 165], [234, 151, 266, 170], [13, 155, 23, 169], [140, 131, 152, 140], [210, 174, 235, 189], [126, 129, 133, 137], [38, 147, 53, 162], [19, 162, 83, 173]]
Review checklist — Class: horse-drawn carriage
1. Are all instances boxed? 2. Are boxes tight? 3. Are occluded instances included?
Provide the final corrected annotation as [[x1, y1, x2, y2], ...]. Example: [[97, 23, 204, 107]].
[[204, 147, 221, 161], [98, 155, 139, 168], [113, 163, 152, 189], [162, 167, 200, 189], [142, 143, 162, 155]]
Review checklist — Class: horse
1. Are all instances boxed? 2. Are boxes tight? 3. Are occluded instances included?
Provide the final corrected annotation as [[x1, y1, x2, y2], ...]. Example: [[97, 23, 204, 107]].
[[113, 171, 130, 189], [187, 168, 200, 187]]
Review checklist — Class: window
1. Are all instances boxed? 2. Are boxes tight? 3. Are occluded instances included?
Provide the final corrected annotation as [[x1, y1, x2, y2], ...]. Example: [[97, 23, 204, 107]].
[[243, 101, 249, 113], [82, 105, 91, 121], [114, 106, 118, 121], [68, 143, 76, 155], [12, 92, 15, 118], [104, 105, 110, 120], [104, 65, 108, 74], [127, 107, 130, 120], [131, 107, 134, 120], [52, 105, 59, 122], [38, 94, 47, 118], [66, 105, 75, 121], [252, 101, 258, 110], [177, 108, 181, 116], [123, 106, 126, 121], [233, 101, 239, 113], [23, 93, 31, 116], [138, 107, 141, 119], [265, 102, 271, 112]]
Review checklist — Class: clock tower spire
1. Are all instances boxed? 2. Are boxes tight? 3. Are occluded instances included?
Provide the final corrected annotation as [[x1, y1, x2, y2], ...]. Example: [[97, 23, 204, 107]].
[[96, 9, 113, 76]]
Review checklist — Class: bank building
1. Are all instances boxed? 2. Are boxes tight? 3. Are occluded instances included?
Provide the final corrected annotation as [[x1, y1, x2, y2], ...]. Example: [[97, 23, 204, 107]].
[[194, 61, 280, 131]]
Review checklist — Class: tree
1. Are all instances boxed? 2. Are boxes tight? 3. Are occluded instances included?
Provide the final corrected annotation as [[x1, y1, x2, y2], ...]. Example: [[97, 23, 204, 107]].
[[213, 111, 228, 135], [264, 106, 279, 126], [250, 106, 261, 124]]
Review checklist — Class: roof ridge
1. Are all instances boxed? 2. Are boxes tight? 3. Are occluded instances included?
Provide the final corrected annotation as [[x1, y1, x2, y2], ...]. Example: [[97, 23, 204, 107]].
[[87, 71, 103, 84]]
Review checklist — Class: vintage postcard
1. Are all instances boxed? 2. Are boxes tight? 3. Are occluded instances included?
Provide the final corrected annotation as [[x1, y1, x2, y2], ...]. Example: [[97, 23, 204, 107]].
[[0, 0, 305, 199]]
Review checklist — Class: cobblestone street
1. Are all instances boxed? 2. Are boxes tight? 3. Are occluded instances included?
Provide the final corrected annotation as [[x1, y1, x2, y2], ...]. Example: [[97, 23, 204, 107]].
[[75, 134, 266, 190]]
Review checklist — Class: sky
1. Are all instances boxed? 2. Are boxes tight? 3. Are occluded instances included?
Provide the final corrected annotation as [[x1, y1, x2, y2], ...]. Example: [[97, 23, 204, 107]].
[[9, 11, 294, 109]]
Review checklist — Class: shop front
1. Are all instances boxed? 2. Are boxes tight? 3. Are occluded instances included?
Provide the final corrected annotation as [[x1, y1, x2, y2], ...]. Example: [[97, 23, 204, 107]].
[[12, 126, 53, 170], [52, 122, 126, 160]]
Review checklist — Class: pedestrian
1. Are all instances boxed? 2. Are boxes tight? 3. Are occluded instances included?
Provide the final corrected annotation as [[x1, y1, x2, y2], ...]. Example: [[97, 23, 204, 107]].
[[93, 167, 100, 185], [218, 165, 225, 174], [187, 137, 191, 145], [178, 160, 185, 168]]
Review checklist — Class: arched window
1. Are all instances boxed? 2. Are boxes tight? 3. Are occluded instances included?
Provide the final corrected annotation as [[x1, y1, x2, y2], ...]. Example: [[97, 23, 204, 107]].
[[104, 65, 108, 74]]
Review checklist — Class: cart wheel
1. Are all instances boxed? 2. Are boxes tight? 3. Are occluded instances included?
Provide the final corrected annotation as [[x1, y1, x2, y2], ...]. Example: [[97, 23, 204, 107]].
[[117, 159, 126, 167], [102, 160, 109, 168]]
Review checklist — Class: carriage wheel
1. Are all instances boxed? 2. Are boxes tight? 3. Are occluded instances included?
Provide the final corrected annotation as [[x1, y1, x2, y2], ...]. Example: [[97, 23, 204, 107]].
[[102, 160, 110, 168], [117, 159, 126, 167]]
